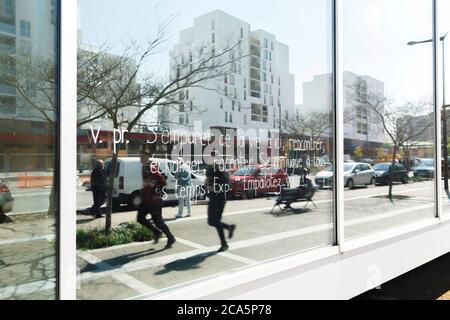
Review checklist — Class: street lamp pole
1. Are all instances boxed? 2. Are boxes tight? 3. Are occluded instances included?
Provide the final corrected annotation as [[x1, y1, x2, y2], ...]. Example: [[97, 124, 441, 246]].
[[408, 33, 448, 190]]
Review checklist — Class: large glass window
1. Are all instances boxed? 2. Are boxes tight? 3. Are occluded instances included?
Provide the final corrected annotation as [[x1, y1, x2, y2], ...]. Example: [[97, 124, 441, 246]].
[[0, 0, 59, 300], [76, 0, 333, 300], [343, 0, 435, 239]]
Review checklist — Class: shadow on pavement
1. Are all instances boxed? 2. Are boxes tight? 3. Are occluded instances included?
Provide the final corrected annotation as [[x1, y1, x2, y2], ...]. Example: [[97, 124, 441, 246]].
[[154, 251, 217, 275], [80, 247, 167, 273]]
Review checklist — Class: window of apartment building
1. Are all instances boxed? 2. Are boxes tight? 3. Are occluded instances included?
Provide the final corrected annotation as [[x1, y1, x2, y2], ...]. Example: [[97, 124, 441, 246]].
[[271, 41, 274, 51], [232, 100, 235, 111], [230, 74, 235, 85], [179, 114, 185, 124], [185, 113, 189, 124], [20, 20, 31, 38], [238, 101, 241, 112], [185, 89, 189, 100], [4, 0, 12, 15], [262, 60, 266, 71], [270, 96, 274, 106], [212, 19, 215, 30], [212, 32, 215, 43], [264, 83, 268, 94], [224, 86, 228, 96], [264, 50, 268, 60], [356, 122, 368, 135], [244, 90, 247, 100], [244, 113, 247, 125], [229, 113, 233, 123], [263, 72, 267, 82], [243, 78, 247, 89], [264, 38, 268, 49], [271, 75, 274, 84], [179, 104, 185, 112], [220, 97, 223, 109], [224, 76, 228, 84], [238, 63, 241, 75], [225, 111, 228, 122], [240, 27, 244, 39], [189, 101, 193, 111], [278, 88, 281, 96], [269, 51, 272, 61], [234, 87, 237, 99]]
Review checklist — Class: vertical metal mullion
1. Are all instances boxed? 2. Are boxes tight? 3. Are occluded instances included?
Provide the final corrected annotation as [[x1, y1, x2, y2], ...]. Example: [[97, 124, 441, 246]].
[[433, 0, 443, 221], [333, 0, 345, 252], [59, 0, 78, 300]]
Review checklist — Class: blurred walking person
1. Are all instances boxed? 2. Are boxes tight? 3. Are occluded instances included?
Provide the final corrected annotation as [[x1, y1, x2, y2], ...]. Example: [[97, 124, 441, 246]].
[[138, 149, 176, 249], [90, 160, 106, 219], [175, 158, 192, 219], [206, 164, 236, 252]]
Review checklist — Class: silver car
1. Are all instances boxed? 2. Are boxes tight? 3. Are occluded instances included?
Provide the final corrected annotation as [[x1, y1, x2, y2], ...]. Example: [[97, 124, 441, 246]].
[[344, 162, 376, 189], [315, 162, 376, 189]]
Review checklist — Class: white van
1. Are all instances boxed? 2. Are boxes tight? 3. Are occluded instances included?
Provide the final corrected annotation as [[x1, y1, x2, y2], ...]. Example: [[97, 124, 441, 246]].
[[104, 157, 206, 208]]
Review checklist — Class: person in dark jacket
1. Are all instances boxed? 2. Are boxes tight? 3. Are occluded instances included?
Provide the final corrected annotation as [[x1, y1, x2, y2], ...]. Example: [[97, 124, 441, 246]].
[[137, 150, 176, 249], [90, 160, 106, 219], [206, 164, 236, 252]]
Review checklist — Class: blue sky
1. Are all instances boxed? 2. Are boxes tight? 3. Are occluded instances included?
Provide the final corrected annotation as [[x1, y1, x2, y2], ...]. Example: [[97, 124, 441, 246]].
[[78, 0, 450, 106]]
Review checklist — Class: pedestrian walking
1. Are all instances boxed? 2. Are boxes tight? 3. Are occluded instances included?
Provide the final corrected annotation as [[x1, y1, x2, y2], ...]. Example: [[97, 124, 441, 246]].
[[175, 158, 192, 219], [137, 150, 176, 249], [90, 159, 106, 219], [206, 164, 236, 252]]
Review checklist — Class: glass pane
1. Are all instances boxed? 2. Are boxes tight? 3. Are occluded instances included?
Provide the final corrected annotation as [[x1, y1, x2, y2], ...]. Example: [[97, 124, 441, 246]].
[[77, 0, 334, 300], [343, 0, 435, 239], [439, 0, 450, 216], [0, 0, 58, 299]]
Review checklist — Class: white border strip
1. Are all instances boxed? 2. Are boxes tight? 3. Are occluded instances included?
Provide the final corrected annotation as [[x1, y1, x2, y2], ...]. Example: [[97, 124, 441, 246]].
[[433, 0, 443, 221], [333, 0, 345, 252], [59, 0, 78, 300]]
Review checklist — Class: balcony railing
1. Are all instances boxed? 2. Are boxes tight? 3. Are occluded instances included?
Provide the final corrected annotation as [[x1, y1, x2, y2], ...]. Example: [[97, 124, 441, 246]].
[[0, 84, 16, 95], [0, 22, 15, 35], [0, 43, 15, 54]]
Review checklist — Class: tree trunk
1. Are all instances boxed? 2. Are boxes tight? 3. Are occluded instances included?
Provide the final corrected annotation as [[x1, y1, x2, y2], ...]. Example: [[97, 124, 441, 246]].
[[388, 145, 398, 200], [105, 151, 119, 234]]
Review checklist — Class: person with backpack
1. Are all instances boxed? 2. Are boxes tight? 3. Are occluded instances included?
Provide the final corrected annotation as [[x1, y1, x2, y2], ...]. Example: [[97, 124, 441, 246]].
[[205, 164, 236, 252], [138, 149, 176, 249]]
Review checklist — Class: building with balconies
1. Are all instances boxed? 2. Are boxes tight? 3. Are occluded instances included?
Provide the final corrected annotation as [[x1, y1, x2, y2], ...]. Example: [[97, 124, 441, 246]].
[[159, 10, 296, 141]]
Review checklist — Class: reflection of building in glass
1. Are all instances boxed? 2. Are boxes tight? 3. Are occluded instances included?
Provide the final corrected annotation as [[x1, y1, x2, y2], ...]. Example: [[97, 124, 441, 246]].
[[301, 71, 385, 156], [159, 10, 295, 139], [0, 0, 57, 172]]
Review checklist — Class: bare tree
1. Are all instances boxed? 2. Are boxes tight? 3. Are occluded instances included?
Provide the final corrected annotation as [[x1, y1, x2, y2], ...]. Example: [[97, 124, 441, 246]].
[[0, 48, 58, 216], [351, 80, 434, 199], [77, 20, 246, 233]]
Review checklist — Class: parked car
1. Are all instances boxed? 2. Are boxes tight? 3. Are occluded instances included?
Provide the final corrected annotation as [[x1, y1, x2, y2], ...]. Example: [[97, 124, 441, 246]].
[[105, 157, 207, 209], [229, 165, 289, 199], [315, 162, 375, 189], [413, 158, 435, 179], [373, 162, 409, 185], [0, 181, 14, 215], [357, 158, 375, 165]]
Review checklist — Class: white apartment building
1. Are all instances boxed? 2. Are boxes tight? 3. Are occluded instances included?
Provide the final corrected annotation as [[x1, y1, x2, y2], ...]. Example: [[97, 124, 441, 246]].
[[301, 71, 385, 149], [0, 0, 57, 122], [159, 10, 295, 140]]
